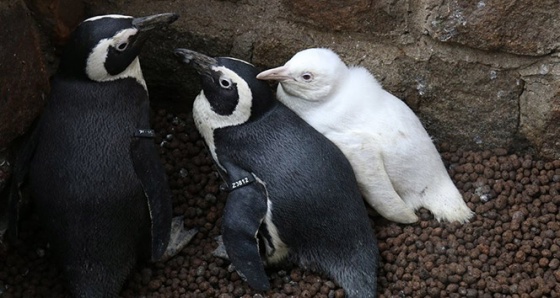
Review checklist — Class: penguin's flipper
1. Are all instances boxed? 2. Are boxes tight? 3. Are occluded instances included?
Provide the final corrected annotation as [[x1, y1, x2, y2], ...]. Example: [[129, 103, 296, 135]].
[[130, 136, 173, 260], [220, 161, 270, 292], [3, 176, 19, 242], [5, 118, 43, 241], [0, 171, 13, 241], [328, 130, 419, 223]]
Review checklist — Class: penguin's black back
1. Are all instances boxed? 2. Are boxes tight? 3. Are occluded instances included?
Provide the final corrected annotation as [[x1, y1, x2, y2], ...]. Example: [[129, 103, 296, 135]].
[[28, 76, 151, 296], [214, 101, 374, 250], [215, 101, 378, 295], [31, 76, 147, 197]]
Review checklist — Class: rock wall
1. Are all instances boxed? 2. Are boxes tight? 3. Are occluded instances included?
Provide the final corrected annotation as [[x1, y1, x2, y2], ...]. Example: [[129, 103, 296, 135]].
[[0, 0, 50, 149], [1, 0, 559, 160]]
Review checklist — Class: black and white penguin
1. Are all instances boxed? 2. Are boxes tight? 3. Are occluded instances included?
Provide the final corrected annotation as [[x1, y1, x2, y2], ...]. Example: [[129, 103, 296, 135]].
[[6, 13, 196, 297], [174, 48, 379, 297]]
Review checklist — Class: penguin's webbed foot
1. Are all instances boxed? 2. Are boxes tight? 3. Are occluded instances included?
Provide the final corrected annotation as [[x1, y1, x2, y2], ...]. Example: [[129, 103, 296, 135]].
[[160, 216, 198, 261], [212, 235, 230, 260]]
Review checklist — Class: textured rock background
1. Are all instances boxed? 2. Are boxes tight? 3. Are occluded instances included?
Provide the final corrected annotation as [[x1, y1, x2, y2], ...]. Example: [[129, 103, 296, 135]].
[[1, 0, 559, 159], [89, 0, 560, 159], [0, 0, 50, 149]]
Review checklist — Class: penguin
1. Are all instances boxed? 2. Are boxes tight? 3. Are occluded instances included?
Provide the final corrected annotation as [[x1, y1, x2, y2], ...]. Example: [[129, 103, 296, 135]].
[[174, 48, 379, 297], [6, 13, 196, 297], [256, 48, 474, 224]]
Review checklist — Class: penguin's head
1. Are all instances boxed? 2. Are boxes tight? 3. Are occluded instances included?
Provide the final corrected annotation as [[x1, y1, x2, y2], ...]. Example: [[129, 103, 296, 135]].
[[57, 13, 179, 85], [256, 48, 348, 102], [174, 48, 274, 127]]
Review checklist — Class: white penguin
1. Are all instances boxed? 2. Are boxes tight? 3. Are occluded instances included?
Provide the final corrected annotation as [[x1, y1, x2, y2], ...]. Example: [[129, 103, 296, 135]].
[[257, 48, 474, 224]]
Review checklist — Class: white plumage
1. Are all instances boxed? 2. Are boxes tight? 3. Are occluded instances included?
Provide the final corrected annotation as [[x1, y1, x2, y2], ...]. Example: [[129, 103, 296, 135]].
[[257, 48, 474, 224]]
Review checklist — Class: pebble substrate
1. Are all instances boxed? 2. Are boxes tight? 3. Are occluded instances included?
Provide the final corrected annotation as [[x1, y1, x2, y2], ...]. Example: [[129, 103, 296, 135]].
[[1, 109, 559, 298]]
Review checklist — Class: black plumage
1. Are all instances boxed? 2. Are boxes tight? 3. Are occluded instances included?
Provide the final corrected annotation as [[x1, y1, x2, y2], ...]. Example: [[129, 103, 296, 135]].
[[176, 49, 379, 297], [8, 13, 178, 297]]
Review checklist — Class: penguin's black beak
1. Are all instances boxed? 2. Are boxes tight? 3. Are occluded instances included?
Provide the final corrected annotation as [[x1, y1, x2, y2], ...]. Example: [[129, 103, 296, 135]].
[[174, 48, 218, 76], [132, 13, 179, 32]]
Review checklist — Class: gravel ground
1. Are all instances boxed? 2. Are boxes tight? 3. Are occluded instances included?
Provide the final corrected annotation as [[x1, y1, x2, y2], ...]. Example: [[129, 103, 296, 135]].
[[1, 109, 559, 298]]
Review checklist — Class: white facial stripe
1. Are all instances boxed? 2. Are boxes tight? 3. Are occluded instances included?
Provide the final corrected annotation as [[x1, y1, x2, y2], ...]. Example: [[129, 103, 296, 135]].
[[84, 14, 132, 22], [85, 28, 146, 90], [193, 91, 221, 168], [192, 66, 253, 170]]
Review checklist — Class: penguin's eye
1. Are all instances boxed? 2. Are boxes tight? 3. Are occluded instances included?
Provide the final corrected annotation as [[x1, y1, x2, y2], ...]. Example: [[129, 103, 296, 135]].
[[219, 77, 233, 89], [116, 42, 129, 52], [301, 72, 314, 82]]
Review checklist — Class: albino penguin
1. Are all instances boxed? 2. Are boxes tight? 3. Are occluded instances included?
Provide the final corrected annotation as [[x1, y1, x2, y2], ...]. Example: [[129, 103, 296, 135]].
[[257, 48, 474, 224]]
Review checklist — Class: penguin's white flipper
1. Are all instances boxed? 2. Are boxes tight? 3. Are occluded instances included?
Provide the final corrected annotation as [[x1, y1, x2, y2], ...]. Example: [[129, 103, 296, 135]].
[[220, 161, 270, 292], [327, 131, 418, 224]]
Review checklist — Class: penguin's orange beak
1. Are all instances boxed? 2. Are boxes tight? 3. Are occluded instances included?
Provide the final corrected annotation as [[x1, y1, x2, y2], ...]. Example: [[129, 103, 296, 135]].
[[256, 66, 293, 81]]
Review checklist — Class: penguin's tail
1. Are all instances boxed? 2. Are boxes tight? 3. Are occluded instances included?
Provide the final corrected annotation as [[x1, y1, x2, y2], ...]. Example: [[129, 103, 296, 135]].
[[329, 249, 378, 298], [63, 259, 130, 298], [297, 240, 379, 298]]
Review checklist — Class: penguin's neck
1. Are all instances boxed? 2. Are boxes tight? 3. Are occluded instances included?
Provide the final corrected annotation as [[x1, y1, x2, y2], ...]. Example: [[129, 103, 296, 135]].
[[276, 82, 343, 130], [276, 84, 319, 119], [192, 91, 252, 171], [85, 57, 147, 91], [51, 76, 148, 114], [121, 57, 147, 91]]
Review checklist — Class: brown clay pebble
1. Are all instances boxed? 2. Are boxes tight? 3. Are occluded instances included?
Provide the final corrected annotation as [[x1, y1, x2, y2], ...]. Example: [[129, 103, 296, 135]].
[[1, 110, 560, 297]]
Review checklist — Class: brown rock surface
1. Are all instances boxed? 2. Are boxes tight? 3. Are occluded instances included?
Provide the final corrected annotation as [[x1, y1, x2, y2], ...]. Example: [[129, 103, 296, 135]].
[[519, 63, 560, 160], [284, 0, 409, 34], [24, 0, 85, 45], [1, 0, 558, 162], [79, 0, 560, 158], [393, 55, 523, 149], [423, 0, 560, 56], [0, 0, 49, 148]]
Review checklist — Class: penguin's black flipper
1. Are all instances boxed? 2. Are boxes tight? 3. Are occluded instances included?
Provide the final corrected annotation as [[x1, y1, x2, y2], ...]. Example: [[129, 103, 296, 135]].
[[220, 161, 270, 292], [130, 136, 172, 260], [6, 118, 42, 241]]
